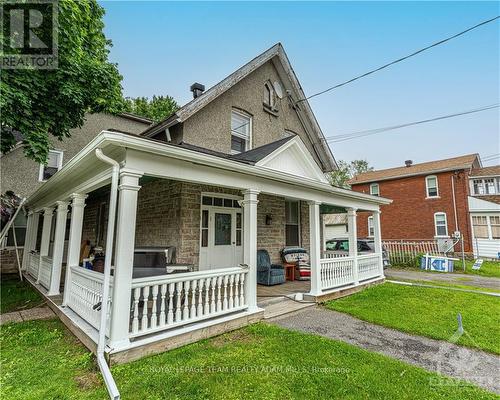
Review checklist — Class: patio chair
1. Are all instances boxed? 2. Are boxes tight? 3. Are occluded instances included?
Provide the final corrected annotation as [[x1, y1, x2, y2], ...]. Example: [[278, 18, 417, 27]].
[[257, 249, 285, 286]]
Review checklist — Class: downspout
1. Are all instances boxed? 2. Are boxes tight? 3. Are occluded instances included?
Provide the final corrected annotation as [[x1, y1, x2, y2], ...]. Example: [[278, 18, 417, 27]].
[[94, 149, 121, 400], [451, 174, 459, 232]]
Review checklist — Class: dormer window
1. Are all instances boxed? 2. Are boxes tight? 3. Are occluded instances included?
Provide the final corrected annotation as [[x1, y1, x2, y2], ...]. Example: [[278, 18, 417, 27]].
[[231, 110, 252, 154], [263, 81, 276, 110], [426, 175, 439, 198]]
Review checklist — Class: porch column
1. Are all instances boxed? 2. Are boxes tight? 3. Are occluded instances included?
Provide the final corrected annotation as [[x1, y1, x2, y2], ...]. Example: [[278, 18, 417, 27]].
[[372, 209, 384, 277], [109, 169, 142, 349], [21, 212, 34, 270], [309, 201, 322, 296], [48, 201, 69, 295], [242, 189, 259, 312], [347, 208, 359, 285], [37, 207, 54, 283], [63, 194, 87, 306]]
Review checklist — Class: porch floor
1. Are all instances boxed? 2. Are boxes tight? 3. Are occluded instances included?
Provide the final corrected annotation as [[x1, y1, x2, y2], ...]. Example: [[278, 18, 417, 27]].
[[257, 279, 310, 299]]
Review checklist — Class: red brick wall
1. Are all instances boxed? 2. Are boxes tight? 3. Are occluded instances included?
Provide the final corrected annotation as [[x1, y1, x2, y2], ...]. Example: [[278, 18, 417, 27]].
[[352, 170, 472, 251]]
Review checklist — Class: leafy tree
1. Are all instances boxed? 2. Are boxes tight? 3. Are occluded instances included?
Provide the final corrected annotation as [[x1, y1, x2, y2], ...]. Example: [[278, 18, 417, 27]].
[[1, 0, 125, 163], [328, 159, 373, 188], [123, 96, 179, 123]]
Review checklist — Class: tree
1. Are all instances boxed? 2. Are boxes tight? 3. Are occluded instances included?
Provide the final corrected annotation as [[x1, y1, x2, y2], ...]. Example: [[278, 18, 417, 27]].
[[1, 0, 125, 163], [328, 159, 373, 188], [123, 96, 179, 123]]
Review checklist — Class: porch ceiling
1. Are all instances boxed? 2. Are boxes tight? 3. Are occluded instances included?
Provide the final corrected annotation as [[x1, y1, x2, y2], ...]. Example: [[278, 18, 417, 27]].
[[26, 131, 391, 211]]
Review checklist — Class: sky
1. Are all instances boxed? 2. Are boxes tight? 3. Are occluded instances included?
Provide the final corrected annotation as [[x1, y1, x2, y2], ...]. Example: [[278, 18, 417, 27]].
[[100, 1, 499, 169]]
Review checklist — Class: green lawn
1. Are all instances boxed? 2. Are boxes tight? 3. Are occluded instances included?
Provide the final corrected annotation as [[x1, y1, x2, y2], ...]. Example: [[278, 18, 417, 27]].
[[1, 319, 496, 400], [1, 276, 43, 314], [325, 283, 500, 354], [388, 279, 500, 294]]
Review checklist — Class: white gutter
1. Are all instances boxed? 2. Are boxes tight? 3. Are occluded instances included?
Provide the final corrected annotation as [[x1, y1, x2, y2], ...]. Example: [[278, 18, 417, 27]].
[[94, 149, 121, 400]]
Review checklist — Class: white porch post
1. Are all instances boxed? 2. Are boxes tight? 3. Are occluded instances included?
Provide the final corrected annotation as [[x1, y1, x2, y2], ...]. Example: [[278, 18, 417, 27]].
[[372, 209, 384, 277], [347, 208, 359, 285], [38, 207, 54, 283], [63, 194, 87, 306], [109, 169, 142, 349], [48, 201, 69, 295], [309, 201, 322, 296], [21, 212, 34, 270], [242, 189, 259, 311]]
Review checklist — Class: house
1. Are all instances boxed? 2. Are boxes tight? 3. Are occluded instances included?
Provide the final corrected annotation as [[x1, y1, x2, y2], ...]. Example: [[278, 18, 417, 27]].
[[322, 213, 348, 241], [19, 44, 390, 363], [0, 112, 152, 274], [350, 154, 500, 258], [468, 166, 500, 258]]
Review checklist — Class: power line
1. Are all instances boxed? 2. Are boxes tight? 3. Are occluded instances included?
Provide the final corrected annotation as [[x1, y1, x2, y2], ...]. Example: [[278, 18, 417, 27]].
[[296, 16, 500, 104], [325, 104, 499, 143]]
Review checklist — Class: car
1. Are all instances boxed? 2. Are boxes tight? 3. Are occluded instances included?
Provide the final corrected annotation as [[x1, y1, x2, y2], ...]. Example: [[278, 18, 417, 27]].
[[325, 238, 391, 268]]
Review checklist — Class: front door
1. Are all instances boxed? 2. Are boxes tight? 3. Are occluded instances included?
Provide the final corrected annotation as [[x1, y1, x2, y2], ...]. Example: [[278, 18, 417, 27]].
[[200, 203, 243, 270]]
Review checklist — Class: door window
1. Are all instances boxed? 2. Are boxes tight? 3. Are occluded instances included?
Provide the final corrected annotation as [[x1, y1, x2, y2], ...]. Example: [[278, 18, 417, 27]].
[[214, 213, 232, 246], [236, 213, 242, 246]]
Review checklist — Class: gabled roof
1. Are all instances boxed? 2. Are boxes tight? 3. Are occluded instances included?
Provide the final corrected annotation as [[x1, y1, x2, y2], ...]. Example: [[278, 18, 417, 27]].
[[140, 43, 336, 172], [470, 165, 500, 177], [231, 136, 294, 163], [350, 154, 480, 185]]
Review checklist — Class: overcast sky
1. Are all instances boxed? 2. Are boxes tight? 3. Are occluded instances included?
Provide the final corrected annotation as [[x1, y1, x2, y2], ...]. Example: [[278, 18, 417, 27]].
[[101, 1, 499, 169]]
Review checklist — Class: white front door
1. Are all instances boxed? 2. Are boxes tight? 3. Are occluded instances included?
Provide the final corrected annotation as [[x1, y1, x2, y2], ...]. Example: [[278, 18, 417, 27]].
[[200, 203, 243, 270]]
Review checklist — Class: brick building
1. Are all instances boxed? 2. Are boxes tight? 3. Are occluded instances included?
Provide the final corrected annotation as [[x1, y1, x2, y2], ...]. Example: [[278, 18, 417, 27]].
[[349, 154, 484, 253]]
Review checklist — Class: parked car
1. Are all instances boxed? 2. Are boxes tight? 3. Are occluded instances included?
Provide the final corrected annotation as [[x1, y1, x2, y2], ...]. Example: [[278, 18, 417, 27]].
[[325, 238, 391, 268]]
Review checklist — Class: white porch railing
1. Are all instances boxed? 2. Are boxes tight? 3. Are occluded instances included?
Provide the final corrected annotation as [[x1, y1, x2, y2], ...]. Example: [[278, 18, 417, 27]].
[[27, 253, 40, 279], [358, 254, 381, 281], [129, 266, 249, 338], [320, 253, 382, 292], [322, 252, 350, 259], [66, 266, 112, 331], [38, 256, 53, 290]]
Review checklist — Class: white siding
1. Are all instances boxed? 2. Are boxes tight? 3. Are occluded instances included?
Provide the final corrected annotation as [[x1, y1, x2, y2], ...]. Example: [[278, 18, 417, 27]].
[[472, 238, 500, 259], [324, 224, 348, 240]]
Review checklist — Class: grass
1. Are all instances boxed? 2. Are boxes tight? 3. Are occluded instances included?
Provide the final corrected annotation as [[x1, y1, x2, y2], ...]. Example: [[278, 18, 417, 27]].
[[391, 259, 500, 279], [325, 283, 500, 354], [1, 319, 497, 400], [1, 275, 43, 314], [387, 278, 500, 294]]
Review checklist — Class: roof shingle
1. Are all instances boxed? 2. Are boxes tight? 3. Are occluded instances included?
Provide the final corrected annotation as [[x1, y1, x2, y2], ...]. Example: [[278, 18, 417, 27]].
[[470, 165, 500, 177]]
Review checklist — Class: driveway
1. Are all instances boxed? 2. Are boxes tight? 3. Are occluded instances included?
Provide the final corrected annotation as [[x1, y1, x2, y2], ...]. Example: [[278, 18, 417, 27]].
[[271, 307, 500, 394], [385, 268, 500, 290]]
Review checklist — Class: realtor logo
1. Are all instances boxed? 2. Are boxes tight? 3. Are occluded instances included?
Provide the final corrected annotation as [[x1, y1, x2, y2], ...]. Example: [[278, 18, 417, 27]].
[[0, 0, 58, 69]]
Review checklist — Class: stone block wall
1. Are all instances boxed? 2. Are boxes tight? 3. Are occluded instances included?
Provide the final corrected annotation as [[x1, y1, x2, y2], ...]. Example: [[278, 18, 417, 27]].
[[0, 248, 23, 274]]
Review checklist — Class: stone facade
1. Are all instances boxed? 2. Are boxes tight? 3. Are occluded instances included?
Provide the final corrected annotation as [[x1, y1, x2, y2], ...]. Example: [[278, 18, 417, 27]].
[[80, 178, 313, 268], [0, 248, 23, 274]]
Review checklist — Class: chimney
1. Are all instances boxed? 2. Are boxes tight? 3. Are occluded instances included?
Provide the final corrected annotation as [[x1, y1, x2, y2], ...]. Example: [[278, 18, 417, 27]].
[[405, 160, 413, 167], [190, 83, 205, 99]]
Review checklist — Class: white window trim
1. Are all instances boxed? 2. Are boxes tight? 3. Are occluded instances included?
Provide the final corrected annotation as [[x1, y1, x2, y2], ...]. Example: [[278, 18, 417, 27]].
[[425, 175, 439, 198], [434, 212, 448, 237], [370, 183, 379, 196], [38, 150, 63, 182], [367, 216, 374, 237], [230, 109, 252, 154]]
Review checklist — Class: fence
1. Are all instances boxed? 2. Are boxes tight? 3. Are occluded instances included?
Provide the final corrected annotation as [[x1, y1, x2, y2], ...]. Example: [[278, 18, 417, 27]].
[[383, 240, 440, 266]]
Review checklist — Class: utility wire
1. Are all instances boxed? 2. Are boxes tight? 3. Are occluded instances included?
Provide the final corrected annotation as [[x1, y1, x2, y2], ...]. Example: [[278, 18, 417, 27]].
[[325, 104, 499, 143], [296, 16, 500, 104]]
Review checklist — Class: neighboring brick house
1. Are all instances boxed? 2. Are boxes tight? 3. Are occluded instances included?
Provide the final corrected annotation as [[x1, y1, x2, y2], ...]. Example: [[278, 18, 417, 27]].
[[1, 112, 152, 273], [349, 154, 485, 254]]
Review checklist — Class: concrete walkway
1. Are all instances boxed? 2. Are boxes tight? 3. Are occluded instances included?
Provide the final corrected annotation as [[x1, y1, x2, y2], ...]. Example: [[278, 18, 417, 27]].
[[386, 268, 500, 291], [271, 307, 500, 394], [0, 306, 55, 325]]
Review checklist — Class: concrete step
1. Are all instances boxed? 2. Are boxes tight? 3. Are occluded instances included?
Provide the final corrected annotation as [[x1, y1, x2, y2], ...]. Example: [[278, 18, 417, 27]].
[[262, 298, 315, 320]]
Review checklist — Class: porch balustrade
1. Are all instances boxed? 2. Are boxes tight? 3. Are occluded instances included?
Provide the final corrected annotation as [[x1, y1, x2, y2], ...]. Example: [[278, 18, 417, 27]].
[[319, 253, 382, 292], [27, 253, 40, 279], [66, 266, 113, 330], [129, 266, 249, 338], [38, 256, 53, 290]]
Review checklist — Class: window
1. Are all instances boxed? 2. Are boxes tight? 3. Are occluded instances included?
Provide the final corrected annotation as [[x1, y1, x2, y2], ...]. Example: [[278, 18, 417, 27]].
[[426, 175, 439, 197], [484, 178, 496, 194], [491, 216, 500, 239], [201, 210, 209, 247], [473, 179, 485, 195], [367, 216, 374, 237], [263, 81, 276, 109], [285, 200, 300, 246], [434, 212, 448, 237], [472, 216, 489, 239], [5, 212, 27, 247], [39, 150, 63, 181], [370, 183, 379, 196], [472, 178, 500, 195], [96, 203, 107, 246], [231, 110, 251, 153]]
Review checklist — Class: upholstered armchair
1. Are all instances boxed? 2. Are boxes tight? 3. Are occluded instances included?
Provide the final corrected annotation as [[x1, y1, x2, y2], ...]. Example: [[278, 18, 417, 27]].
[[257, 249, 285, 286]]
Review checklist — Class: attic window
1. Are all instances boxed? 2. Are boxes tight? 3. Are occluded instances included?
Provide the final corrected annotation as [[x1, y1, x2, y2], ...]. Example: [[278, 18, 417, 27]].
[[231, 110, 251, 154], [263, 81, 276, 110]]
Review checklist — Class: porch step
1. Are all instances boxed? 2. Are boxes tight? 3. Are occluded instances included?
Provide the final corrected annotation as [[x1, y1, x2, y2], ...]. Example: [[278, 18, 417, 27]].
[[262, 298, 315, 320]]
